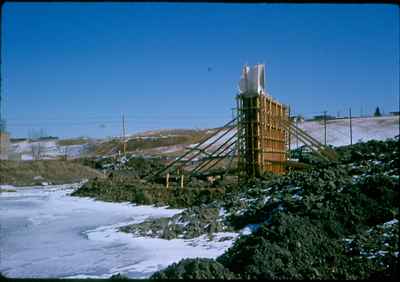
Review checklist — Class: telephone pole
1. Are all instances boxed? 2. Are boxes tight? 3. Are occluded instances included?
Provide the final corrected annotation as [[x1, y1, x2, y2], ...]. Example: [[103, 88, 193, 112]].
[[349, 108, 353, 145], [122, 113, 126, 155], [288, 106, 291, 158], [323, 110, 327, 146]]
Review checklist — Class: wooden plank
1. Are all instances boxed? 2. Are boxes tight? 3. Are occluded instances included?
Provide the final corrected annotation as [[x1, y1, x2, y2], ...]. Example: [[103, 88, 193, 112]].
[[149, 117, 238, 179], [190, 132, 238, 174]]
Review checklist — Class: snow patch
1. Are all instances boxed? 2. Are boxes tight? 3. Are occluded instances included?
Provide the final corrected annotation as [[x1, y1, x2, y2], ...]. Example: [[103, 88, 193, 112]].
[[240, 224, 261, 235]]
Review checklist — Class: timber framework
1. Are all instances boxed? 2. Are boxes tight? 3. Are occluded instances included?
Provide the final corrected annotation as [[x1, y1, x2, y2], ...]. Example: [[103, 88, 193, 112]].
[[147, 63, 337, 184], [236, 64, 288, 177]]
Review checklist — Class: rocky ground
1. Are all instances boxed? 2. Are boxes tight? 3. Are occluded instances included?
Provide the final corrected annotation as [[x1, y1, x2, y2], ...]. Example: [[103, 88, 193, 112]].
[[119, 205, 234, 240]]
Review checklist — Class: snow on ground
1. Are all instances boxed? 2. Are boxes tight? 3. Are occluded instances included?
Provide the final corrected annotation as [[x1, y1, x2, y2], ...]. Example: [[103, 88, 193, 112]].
[[9, 140, 89, 160], [84, 228, 238, 278], [0, 184, 238, 279], [10, 116, 397, 159], [199, 116, 399, 152], [296, 116, 399, 147], [144, 144, 187, 155], [0, 184, 17, 190]]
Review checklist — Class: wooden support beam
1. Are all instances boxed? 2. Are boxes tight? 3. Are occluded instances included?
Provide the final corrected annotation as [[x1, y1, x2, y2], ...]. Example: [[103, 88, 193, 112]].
[[147, 117, 238, 179], [282, 119, 337, 160], [180, 174, 184, 189], [279, 121, 331, 162], [166, 173, 169, 188], [202, 145, 237, 172], [190, 133, 237, 175], [194, 140, 237, 174]]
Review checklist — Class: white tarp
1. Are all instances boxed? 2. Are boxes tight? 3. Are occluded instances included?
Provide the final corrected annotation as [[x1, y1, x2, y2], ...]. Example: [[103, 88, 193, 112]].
[[238, 64, 265, 95]]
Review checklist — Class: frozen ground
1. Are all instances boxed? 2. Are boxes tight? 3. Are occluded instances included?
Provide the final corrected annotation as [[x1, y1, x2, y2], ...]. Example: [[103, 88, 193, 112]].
[[0, 184, 238, 279]]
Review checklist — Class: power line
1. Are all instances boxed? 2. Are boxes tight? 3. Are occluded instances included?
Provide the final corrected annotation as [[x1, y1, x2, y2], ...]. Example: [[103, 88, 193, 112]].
[[6, 113, 231, 121]]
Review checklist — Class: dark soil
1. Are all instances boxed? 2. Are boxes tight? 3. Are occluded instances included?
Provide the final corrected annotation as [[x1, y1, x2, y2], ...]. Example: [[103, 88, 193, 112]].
[[71, 138, 399, 280], [150, 138, 400, 279]]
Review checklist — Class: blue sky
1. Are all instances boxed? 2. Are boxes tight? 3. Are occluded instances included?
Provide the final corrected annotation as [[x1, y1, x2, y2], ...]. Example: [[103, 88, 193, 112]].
[[2, 3, 399, 138]]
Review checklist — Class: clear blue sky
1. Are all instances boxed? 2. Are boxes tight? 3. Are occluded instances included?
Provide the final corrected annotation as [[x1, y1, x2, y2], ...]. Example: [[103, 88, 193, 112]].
[[2, 3, 399, 138]]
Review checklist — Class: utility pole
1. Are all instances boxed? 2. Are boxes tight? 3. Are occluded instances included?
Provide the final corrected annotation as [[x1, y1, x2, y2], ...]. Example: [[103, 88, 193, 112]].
[[349, 108, 353, 146], [288, 106, 291, 158], [323, 110, 327, 146], [295, 112, 299, 149], [122, 113, 126, 155]]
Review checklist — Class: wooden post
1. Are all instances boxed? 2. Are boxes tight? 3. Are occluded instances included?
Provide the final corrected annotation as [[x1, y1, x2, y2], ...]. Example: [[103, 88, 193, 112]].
[[122, 113, 127, 155], [166, 173, 170, 188], [180, 174, 184, 189], [288, 106, 291, 158], [236, 95, 241, 183], [296, 117, 299, 149], [323, 110, 327, 146]]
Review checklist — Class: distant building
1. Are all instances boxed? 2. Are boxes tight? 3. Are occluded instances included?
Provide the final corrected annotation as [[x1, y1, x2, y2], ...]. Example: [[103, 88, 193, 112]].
[[10, 138, 28, 143], [290, 115, 305, 123], [312, 115, 336, 121], [0, 131, 10, 160], [389, 111, 400, 116]]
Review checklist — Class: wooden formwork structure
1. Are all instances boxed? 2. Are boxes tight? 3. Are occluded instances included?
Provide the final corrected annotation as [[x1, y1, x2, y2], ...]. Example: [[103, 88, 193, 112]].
[[236, 92, 289, 178], [147, 63, 338, 184]]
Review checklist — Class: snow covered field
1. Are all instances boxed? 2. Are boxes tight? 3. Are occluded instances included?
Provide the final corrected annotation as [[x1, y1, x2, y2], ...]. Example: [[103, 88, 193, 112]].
[[9, 140, 89, 160], [0, 184, 238, 278], [296, 116, 399, 147], [199, 115, 399, 151]]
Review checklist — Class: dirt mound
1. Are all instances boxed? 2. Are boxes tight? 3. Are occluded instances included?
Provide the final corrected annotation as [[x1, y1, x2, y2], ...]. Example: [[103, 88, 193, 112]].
[[148, 138, 399, 279]]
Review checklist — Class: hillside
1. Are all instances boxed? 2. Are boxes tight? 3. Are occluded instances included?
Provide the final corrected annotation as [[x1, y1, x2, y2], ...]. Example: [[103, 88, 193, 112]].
[[7, 116, 398, 160], [297, 116, 399, 147], [0, 160, 105, 186], [205, 115, 399, 150], [133, 115, 399, 156]]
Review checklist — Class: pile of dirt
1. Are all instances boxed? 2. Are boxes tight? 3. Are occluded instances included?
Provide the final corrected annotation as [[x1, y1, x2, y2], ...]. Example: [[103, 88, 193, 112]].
[[149, 138, 399, 279], [151, 258, 236, 279], [120, 204, 233, 239], [71, 178, 225, 208], [78, 155, 166, 177], [71, 138, 399, 279]]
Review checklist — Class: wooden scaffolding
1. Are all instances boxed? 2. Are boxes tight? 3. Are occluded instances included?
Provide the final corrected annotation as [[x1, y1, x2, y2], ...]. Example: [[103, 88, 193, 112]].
[[236, 92, 289, 178], [146, 64, 338, 184]]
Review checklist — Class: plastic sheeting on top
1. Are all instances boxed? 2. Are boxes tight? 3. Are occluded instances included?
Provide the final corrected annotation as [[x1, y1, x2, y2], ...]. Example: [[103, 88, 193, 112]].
[[238, 64, 265, 96]]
